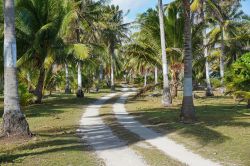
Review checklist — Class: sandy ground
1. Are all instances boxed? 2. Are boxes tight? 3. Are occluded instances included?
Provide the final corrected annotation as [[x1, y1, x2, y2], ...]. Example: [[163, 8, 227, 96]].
[[112, 88, 221, 166], [78, 87, 221, 166], [78, 93, 147, 166]]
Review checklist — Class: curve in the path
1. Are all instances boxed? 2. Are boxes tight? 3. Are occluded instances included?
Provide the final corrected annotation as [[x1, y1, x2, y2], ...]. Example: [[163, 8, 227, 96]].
[[113, 89, 221, 166], [78, 93, 147, 166]]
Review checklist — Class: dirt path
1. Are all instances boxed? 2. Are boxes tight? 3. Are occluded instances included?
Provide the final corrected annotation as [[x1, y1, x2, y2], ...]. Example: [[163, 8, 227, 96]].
[[112, 88, 221, 166], [78, 93, 147, 166]]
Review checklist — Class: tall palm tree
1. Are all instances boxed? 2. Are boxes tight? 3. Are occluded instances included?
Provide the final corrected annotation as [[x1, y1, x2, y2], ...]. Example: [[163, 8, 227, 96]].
[[2, 0, 30, 136], [180, 0, 196, 123], [206, 0, 243, 92], [158, 0, 172, 106], [101, 5, 128, 91], [191, 0, 214, 96]]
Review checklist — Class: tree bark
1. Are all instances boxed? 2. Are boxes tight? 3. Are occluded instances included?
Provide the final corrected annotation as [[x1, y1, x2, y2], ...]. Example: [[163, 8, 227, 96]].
[[180, 0, 196, 123], [65, 63, 71, 94], [76, 61, 84, 98], [3, 0, 31, 136], [247, 99, 250, 109], [158, 0, 172, 106]]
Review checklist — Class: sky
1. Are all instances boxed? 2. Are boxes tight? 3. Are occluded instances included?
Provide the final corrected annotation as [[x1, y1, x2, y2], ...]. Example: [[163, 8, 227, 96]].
[[110, 0, 250, 23]]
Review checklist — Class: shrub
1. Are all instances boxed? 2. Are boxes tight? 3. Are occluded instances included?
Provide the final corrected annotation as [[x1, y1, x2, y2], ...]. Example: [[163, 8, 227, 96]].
[[18, 84, 36, 106]]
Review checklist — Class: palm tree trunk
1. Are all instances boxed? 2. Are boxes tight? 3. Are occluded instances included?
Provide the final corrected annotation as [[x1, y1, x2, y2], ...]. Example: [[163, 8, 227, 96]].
[[110, 48, 115, 92], [65, 63, 71, 94], [34, 67, 45, 103], [154, 67, 158, 85], [220, 26, 225, 93], [203, 30, 213, 96], [99, 64, 104, 81], [201, 1, 213, 96], [158, 0, 172, 106], [180, 0, 196, 123], [3, 0, 30, 136], [144, 70, 148, 87], [77, 61, 84, 98]]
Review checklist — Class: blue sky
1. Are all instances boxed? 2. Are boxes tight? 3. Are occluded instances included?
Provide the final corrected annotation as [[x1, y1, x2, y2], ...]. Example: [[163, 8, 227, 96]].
[[110, 0, 250, 23]]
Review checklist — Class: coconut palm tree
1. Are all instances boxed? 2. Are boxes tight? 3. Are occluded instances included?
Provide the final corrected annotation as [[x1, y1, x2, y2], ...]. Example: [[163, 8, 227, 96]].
[[158, 0, 172, 106], [100, 5, 129, 91], [2, 0, 30, 136], [191, 0, 214, 96], [15, 0, 65, 103], [180, 0, 196, 123]]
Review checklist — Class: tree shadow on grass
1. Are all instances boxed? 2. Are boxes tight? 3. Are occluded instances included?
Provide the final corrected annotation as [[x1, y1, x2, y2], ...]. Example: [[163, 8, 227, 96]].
[[125, 103, 250, 147], [0, 125, 89, 163]]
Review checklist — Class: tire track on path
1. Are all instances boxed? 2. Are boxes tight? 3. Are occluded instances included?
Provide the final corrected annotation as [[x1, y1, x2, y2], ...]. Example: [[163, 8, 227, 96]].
[[112, 88, 221, 166], [78, 92, 147, 166]]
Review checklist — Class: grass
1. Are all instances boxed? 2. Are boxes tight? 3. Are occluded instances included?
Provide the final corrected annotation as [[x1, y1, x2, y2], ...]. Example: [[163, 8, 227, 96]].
[[126, 90, 250, 166], [0, 91, 108, 166]]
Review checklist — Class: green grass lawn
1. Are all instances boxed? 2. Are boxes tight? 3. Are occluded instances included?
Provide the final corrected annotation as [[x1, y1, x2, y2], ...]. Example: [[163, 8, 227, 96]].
[[0, 91, 108, 166], [126, 90, 250, 166]]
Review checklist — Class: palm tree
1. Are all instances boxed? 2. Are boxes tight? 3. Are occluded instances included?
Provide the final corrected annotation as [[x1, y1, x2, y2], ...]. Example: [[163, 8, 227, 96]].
[[206, 0, 244, 92], [101, 5, 128, 91], [16, 0, 65, 103], [2, 0, 30, 136], [180, 0, 196, 123], [192, 0, 214, 96], [158, 0, 172, 106]]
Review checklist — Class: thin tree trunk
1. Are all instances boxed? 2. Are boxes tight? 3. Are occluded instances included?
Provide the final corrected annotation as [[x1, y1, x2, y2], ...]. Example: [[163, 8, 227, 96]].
[[65, 63, 71, 94], [201, 1, 213, 96], [110, 48, 115, 92], [76, 61, 84, 98], [155, 67, 158, 85], [220, 26, 225, 93], [158, 0, 172, 106], [144, 70, 148, 87], [247, 99, 250, 108], [172, 71, 178, 98], [26, 72, 31, 91], [99, 64, 104, 81], [3, 0, 30, 136], [180, 0, 196, 123], [34, 67, 45, 103]]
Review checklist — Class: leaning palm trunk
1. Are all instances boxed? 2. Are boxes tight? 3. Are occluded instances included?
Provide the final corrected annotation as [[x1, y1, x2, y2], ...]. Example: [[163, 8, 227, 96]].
[[180, 0, 196, 123], [76, 61, 84, 98], [220, 26, 225, 93], [158, 0, 172, 106], [65, 63, 71, 94], [3, 0, 30, 136]]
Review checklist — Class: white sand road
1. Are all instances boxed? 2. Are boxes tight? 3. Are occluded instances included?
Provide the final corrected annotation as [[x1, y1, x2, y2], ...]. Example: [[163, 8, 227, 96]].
[[78, 88, 222, 166], [113, 88, 221, 166], [77, 93, 147, 166]]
